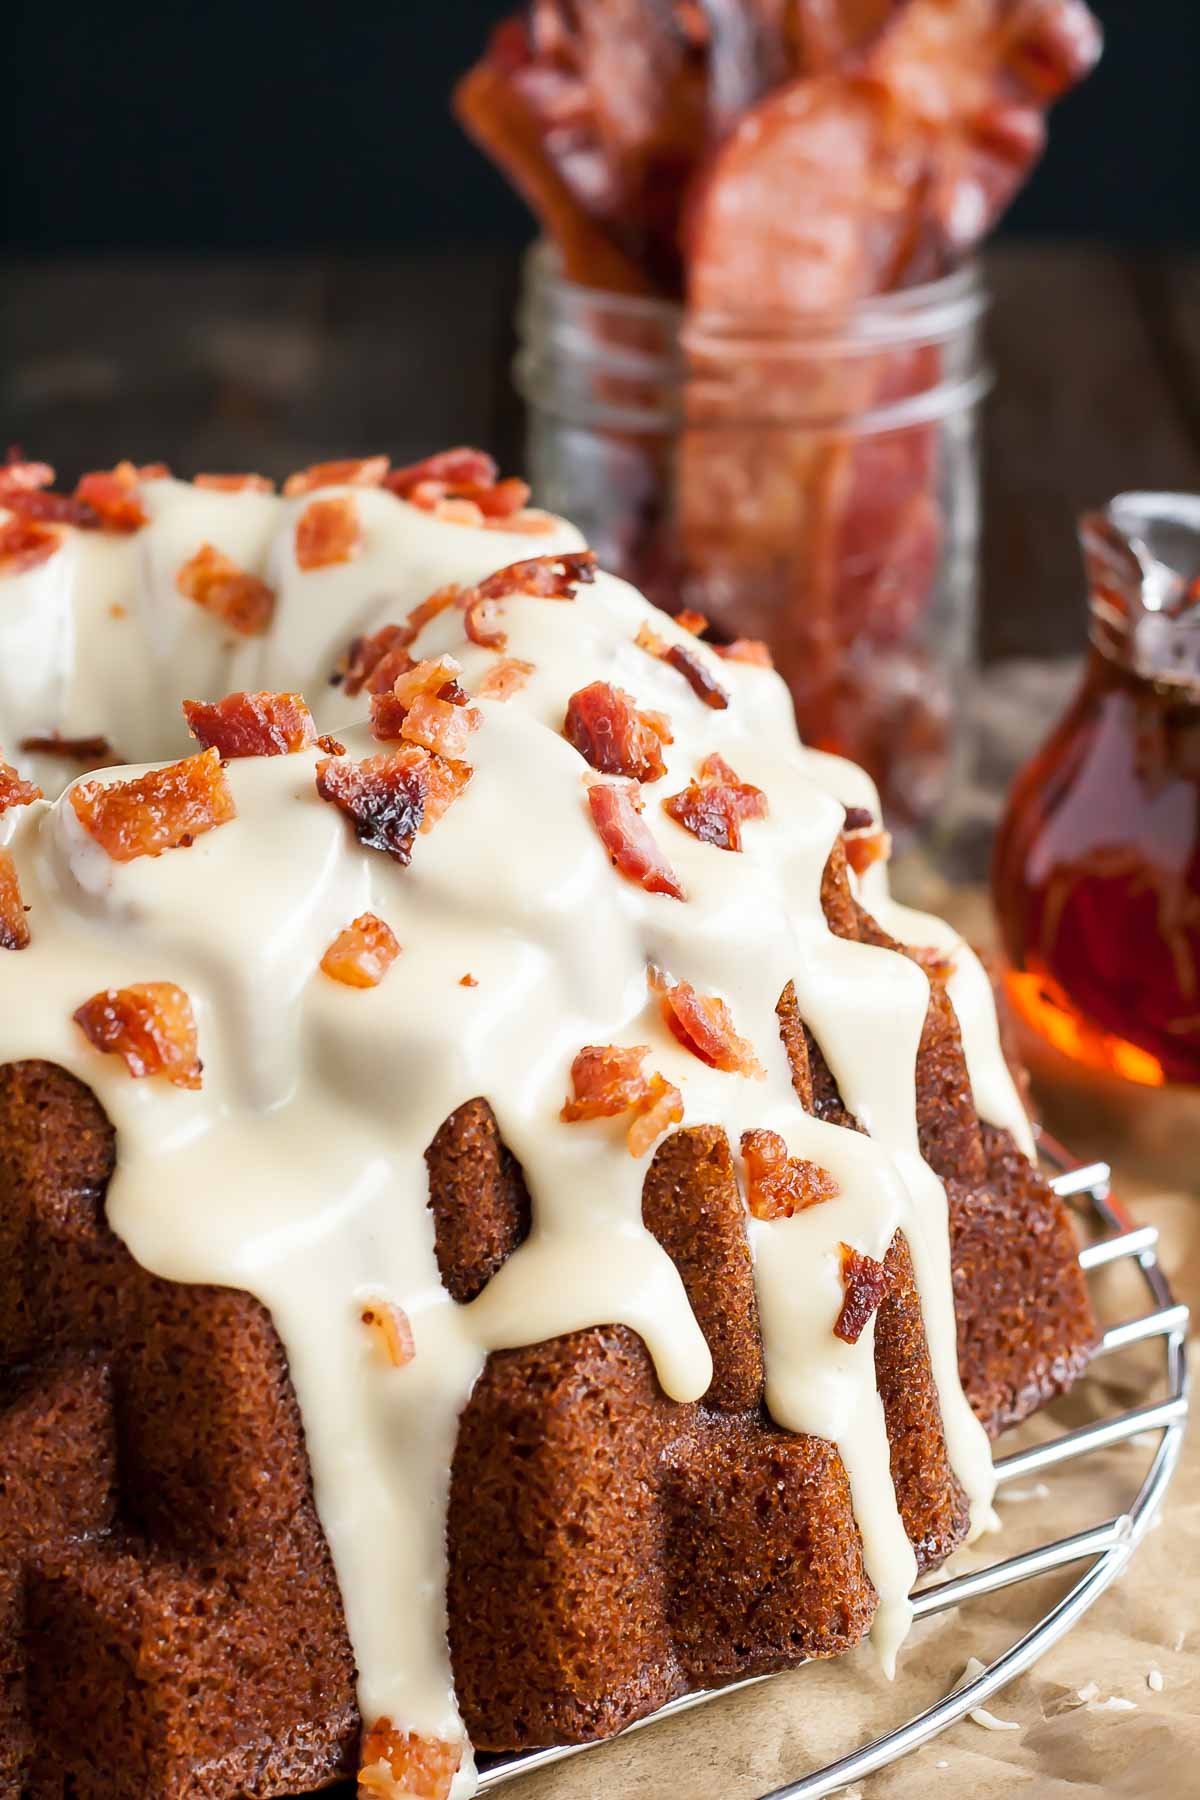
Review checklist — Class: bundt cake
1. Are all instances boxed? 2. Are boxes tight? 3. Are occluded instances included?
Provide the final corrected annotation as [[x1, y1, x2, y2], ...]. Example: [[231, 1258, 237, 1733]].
[[0, 451, 1097, 1799]]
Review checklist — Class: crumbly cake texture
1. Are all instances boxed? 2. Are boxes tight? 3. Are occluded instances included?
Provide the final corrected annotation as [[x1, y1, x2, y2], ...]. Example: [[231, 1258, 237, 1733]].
[[0, 453, 1097, 1799]]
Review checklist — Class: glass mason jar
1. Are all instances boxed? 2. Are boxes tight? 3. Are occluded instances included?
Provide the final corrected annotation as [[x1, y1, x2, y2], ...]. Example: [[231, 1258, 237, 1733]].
[[993, 493, 1200, 1090], [516, 242, 990, 842]]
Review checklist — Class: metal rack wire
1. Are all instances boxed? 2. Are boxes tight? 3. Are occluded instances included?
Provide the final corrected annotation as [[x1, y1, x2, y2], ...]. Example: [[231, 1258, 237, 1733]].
[[477, 1138, 1190, 1798]]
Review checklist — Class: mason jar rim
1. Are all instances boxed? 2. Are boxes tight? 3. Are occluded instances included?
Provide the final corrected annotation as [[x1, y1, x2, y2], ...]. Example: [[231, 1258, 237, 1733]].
[[523, 239, 988, 357]]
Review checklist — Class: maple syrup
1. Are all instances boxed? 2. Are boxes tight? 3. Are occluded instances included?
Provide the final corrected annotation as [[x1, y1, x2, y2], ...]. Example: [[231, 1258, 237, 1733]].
[[993, 493, 1200, 1087]]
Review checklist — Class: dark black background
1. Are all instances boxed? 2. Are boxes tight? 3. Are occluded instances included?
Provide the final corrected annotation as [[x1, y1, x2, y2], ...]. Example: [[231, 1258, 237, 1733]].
[[3, 1, 1196, 256]]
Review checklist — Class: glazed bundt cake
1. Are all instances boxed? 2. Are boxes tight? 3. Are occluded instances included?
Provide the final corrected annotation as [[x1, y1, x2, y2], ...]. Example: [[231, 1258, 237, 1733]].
[[0, 452, 1096, 1799]]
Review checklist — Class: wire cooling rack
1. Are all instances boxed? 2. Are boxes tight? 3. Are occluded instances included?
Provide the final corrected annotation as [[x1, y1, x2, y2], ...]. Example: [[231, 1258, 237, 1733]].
[[477, 1137, 1190, 1798]]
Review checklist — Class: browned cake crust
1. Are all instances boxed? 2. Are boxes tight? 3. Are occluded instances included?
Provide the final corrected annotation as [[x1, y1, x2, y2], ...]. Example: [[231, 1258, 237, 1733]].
[[0, 853, 1098, 1797]]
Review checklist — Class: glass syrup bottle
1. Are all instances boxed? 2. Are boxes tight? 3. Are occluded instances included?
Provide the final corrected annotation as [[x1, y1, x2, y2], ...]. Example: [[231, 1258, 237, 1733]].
[[992, 492, 1200, 1088]]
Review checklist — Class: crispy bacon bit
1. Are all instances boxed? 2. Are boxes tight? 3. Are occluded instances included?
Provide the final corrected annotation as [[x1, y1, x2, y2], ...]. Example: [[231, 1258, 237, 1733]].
[[635, 620, 731, 709], [70, 748, 236, 862], [19, 734, 114, 768], [586, 780, 685, 900], [295, 496, 361, 571], [283, 455, 390, 498], [674, 609, 709, 635], [740, 1129, 840, 1221], [663, 753, 767, 853], [343, 625, 417, 698], [182, 691, 317, 758], [0, 757, 43, 813], [74, 462, 155, 533], [360, 1301, 415, 1368], [72, 982, 202, 1089], [649, 969, 764, 1077], [194, 471, 275, 493], [0, 454, 55, 498], [384, 446, 541, 530], [0, 850, 30, 950], [0, 515, 61, 573], [368, 656, 481, 758], [398, 585, 461, 648], [317, 733, 346, 756], [564, 681, 671, 783], [714, 638, 774, 669], [176, 542, 276, 636], [316, 747, 470, 864], [841, 806, 892, 877], [477, 657, 535, 700], [320, 912, 402, 989], [834, 1244, 891, 1345], [461, 550, 598, 651], [3, 489, 97, 527], [358, 1721, 461, 1800], [561, 1043, 683, 1157], [460, 972, 478, 987]]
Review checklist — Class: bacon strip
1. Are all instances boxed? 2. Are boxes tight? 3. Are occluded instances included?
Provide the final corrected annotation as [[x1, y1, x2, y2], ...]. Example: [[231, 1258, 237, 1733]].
[[73, 982, 202, 1089], [586, 780, 684, 900], [71, 748, 236, 862]]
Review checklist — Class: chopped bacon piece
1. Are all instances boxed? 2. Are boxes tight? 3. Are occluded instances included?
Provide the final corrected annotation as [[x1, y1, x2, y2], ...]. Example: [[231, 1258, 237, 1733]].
[[650, 970, 764, 1076], [386, 446, 498, 498], [586, 780, 685, 900], [0, 456, 55, 499], [834, 1244, 891, 1344], [73, 982, 202, 1089], [321, 912, 402, 988], [70, 748, 236, 862], [343, 625, 416, 698], [714, 638, 774, 668], [316, 733, 346, 756], [463, 591, 507, 649], [316, 747, 470, 864], [2, 489, 97, 527], [564, 681, 671, 783], [841, 806, 892, 877], [74, 461, 153, 533], [283, 455, 390, 497], [295, 495, 361, 570], [428, 494, 486, 526], [194, 471, 275, 492], [459, 972, 479, 987], [19, 734, 114, 768], [0, 515, 61, 573], [0, 757, 43, 813], [561, 1043, 683, 1157], [0, 850, 30, 950], [394, 690, 481, 760], [663, 753, 767, 853], [635, 620, 731, 709], [478, 550, 596, 602], [183, 692, 317, 758], [477, 657, 535, 699], [674, 609, 709, 635], [176, 542, 276, 635], [358, 1721, 461, 1800], [397, 585, 461, 648], [473, 474, 532, 518], [360, 1301, 415, 1367], [740, 1129, 840, 1221]]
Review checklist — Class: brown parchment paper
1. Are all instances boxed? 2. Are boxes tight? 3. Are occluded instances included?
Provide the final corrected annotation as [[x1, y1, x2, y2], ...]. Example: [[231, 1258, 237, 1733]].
[[507, 908, 1200, 1800]]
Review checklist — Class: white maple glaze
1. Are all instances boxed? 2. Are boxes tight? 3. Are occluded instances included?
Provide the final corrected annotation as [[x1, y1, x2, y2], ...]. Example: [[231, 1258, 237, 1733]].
[[0, 476, 1030, 1796]]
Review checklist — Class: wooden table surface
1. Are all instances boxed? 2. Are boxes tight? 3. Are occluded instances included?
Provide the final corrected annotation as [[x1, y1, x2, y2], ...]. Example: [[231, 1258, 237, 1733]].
[[2, 242, 1198, 667]]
